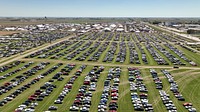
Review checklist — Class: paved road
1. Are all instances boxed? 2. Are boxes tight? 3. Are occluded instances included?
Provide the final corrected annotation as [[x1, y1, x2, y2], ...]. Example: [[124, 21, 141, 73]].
[[161, 26, 200, 42], [147, 23, 200, 42]]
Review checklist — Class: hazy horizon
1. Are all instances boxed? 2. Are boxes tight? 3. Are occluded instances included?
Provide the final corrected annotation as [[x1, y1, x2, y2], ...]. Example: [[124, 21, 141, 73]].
[[0, 17, 200, 18], [0, 0, 200, 17]]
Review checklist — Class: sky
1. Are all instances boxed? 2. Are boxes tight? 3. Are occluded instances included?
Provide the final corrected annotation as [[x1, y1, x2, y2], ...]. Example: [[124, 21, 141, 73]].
[[0, 0, 199, 17]]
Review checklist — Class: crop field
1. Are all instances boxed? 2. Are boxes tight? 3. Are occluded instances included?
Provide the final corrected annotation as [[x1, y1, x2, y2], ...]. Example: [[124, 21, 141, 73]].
[[0, 30, 200, 112]]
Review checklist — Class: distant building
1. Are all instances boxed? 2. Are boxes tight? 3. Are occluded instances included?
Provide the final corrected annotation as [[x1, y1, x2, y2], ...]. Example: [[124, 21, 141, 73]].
[[104, 27, 111, 32], [116, 28, 124, 32], [165, 22, 176, 26], [5, 27, 16, 31], [187, 28, 200, 34]]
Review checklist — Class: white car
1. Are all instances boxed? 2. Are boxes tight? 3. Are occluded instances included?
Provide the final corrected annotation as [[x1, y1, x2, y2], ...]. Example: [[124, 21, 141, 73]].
[[70, 105, 79, 111], [24, 108, 35, 112]]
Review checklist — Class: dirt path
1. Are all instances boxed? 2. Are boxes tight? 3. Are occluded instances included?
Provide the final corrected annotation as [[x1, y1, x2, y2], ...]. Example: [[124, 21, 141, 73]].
[[0, 31, 24, 36], [20, 58, 200, 70]]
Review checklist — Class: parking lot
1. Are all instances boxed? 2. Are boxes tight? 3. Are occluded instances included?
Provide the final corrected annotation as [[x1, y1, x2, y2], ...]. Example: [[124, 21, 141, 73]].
[[22, 31, 200, 67], [0, 60, 199, 112], [0, 23, 200, 112]]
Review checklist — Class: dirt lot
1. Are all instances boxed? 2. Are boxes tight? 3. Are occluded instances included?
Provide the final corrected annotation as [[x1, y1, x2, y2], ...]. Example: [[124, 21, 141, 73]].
[[0, 31, 24, 36]]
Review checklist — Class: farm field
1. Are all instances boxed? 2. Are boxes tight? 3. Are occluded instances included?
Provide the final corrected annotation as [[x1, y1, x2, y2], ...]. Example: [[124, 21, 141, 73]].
[[0, 23, 200, 112]]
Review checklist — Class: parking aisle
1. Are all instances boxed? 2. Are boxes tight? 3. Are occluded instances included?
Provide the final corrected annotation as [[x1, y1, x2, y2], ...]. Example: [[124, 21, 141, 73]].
[[118, 67, 134, 112]]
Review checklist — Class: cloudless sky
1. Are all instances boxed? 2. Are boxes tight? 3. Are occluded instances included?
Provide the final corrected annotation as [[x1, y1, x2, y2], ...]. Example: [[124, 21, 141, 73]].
[[0, 0, 199, 17]]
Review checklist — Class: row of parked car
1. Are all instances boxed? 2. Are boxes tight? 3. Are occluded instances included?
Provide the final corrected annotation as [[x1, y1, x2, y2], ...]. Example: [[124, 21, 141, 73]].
[[135, 33, 146, 43], [158, 33, 176, 43], [1, 29, 70, 58], [120, 33, 127, 42], [137, 43, 148, 64], [134, 34, 149, 64], [161, 70, 196, 112], [128, 35, 142, 64], [0, 61, 33, 80], [49, 41, 77, 59], [153, 43, 184, 65], [76, 42, 101, 61], [113, 33, 120, 41], [164, 43, 197, 66], [135, 32, 195, 66], [73, 41, 93, 61], [159, 90, 177, 112], [98, 67, 121, 112], [55, 69, 79, 105], [128, 67, 153, 112], [147, 33, 162, 43], [83, 32, 102, 40], [105, 33, 114, 41], [161, 70, 185, 101], [13, 63, 64, 112], [97, 32, 108, 41], [145, 42, 168, 65], [150, 69, 197, 112], [65, 41, 86, 60], [39, 41, 75, 59], [22, 31, 197, 66], [149, 69, 163, 89], [46, 64, 87, 111], [1, 62, 62, 109], [0, 62, 34, 95], [17, 82, 56, 112], [103, 42, 117, 62], [26, 40, 75, 58], [88, 42, 110, 61], [70, 66, 104, 112], [127, 42, 140, 64], [145, 32, 197, 66], [56, 40, 83, 60], [116, 42, 126, 63], [0, 62, 49, 96], [0, 61, 22, 73], [183, 102, 197, 112], [149, 69, 178, 112], [46, 65, 86, 111], [180, 44, 197, 53]]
